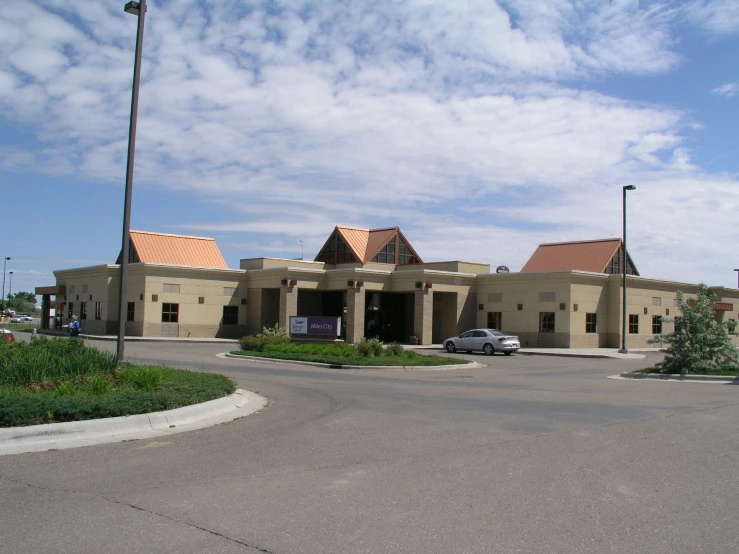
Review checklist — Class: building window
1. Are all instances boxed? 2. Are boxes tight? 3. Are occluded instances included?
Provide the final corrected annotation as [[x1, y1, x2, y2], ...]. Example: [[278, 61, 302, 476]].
[[397, 239, 417, 265], [585, 313, 597, 333], [539, 312, 555, 333], [223, 305, 238, 325], [68, 303, 74, 319], [487, 312, 502, 329], [539, 291, 556, 302], [81, 284, 88, 294], [69, 285, 75, 294], [162, 303, 179, 323], [372, 237, 396, 264], [80, 302, 87, 320], [127, 302, 135, 322], [652, 297, 662, 306], [95, 302, 102, 320], [629, 314, 639, 334], [605, 248, 638, 275], [163, 283, 180, 293], [652, 315, 662, 334]]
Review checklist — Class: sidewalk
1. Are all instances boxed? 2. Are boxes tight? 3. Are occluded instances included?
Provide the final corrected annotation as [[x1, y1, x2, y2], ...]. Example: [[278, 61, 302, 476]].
[[38, 329, 239, 344], [410, 344, 659, 359]]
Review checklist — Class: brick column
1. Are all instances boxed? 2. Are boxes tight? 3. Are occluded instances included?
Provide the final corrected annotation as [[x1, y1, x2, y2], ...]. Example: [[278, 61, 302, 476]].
[[414, 289, 433, 345], [279, 286, 298, 329], [346, 288, 365, 344], [246, 288, 262, 335], [455, 291, 476, 334]]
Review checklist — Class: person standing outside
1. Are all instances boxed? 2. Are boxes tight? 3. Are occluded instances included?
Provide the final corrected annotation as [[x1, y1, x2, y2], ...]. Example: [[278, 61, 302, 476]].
[[67, 315, 81, 338]]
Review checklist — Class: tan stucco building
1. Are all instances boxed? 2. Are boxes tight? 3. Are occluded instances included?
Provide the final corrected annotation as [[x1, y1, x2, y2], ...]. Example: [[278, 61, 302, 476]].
[[37, 227, 739, 348]]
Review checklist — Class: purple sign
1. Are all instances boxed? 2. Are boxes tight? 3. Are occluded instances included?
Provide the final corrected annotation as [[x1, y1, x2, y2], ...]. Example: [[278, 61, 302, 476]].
[[290, 316, 341, 336]]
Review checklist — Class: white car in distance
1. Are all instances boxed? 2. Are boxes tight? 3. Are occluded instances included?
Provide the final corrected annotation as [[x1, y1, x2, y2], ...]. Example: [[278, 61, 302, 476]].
[[443, 329, 520, 355]]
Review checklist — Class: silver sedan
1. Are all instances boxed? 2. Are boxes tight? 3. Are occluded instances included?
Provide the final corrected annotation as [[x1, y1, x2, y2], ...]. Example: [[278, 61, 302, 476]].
[[443, 329, 520, 355]]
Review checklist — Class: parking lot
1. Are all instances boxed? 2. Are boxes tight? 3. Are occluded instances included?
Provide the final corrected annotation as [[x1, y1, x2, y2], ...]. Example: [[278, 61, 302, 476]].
[[1, 338, 738, 553]]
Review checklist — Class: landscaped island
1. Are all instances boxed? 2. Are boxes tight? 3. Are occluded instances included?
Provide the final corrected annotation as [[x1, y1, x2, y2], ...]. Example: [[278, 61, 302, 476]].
[[232, 326, 462, 368], [0, 337, 235, 427]]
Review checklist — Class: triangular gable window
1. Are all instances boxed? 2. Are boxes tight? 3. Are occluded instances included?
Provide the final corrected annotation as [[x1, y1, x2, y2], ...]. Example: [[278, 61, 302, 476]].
[[115, 240, 140, 264], [605, 247, 639, 276], [316, 234, 356, 264], [371, 236, 418, 265], [372, 237, 396, 264]]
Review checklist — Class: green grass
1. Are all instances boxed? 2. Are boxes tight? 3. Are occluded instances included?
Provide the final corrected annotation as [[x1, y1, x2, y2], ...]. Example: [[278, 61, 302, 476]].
[[232, 341, 460, 367], [0, 337, 236, 426], [633, 366, 739, 377], [0, 366, 236, 427]]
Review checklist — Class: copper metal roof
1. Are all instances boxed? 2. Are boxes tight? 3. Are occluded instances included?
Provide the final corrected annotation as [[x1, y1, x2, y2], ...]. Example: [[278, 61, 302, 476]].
[[127, 231, 228, 268], [317, 226, 424, 264], [520, 238, 623, 273]]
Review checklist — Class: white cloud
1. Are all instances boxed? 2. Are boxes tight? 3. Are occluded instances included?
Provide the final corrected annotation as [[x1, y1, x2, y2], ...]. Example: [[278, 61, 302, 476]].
[[713, 82, 739, 97], [685, 0, 739, 35], [1, 0, 739, 287]]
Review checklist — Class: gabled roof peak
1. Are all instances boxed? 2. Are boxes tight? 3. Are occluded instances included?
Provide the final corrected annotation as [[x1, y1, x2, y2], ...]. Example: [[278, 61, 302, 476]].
[[538, 238, 621, 247], [130, 230, 218, 242], [118, 230, 227, 269]]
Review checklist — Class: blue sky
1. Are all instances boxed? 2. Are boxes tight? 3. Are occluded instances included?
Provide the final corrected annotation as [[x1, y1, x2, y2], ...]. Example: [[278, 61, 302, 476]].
[[1, 0, 738, 299]]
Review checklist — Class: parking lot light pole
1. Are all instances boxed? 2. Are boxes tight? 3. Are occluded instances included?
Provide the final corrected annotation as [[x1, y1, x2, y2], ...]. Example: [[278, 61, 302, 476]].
[[619, 185, 636, 354], [117, 0, 147, 362], [2, 257, 9, 313], [8, 272, 12, 303]]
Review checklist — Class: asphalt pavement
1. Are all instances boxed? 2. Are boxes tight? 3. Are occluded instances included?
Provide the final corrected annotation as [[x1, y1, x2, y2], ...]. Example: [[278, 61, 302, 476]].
[[1, 335, 738, 553]]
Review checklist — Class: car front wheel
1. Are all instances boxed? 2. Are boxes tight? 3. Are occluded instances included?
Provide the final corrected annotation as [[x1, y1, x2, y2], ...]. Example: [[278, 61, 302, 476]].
[[446, 342, 457, 353], [483, 343, 494, 356]]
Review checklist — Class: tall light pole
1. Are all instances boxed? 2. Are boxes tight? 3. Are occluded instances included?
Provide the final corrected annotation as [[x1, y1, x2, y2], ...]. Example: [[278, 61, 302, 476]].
[[619, 185, 636, 353], [117, 0, 147, 362], [8, 272, 12, 305], [2, 257, 9, 313]]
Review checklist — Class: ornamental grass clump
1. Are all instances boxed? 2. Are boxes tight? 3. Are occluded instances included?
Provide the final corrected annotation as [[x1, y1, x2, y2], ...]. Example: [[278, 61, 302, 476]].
[[649, 284, 739, 375], [0, 337, 118, 387]]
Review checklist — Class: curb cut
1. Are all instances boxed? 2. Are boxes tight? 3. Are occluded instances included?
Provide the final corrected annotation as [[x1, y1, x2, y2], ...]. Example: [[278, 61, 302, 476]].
[[219, 352, 482, 371], [0, 388, 267, 456], [615, 372, 739, 384]]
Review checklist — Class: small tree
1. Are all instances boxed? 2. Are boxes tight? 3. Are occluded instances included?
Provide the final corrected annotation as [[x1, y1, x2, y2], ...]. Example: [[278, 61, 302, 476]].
[[650, 284, 739, 375]]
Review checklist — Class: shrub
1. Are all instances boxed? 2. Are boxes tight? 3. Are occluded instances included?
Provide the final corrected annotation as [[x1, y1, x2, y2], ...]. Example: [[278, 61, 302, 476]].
[[262, 323, 290, 339], [239, 326, 291, 352], [239, 335, 268, 351], [384, 343, 405, 357], [649, 284, 739, 375], [356, 337, 384, 357]]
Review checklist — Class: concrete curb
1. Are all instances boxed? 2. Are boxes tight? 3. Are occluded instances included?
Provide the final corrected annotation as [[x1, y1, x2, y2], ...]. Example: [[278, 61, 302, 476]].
[[517, 351, 646, 360], [0, 389, 267, 456], [613, 372, 739, 384], [220, 352, 483, 371]]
